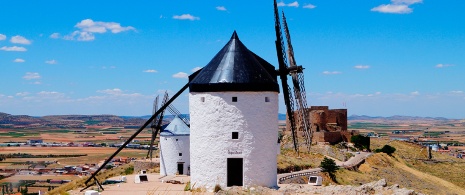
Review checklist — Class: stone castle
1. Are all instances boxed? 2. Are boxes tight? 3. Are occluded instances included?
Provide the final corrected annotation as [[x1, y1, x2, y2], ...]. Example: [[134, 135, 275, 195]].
[[288, 106, 358, 145]]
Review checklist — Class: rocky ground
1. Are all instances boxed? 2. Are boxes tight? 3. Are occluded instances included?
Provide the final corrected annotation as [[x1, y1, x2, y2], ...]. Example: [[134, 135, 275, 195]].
[[218, 179, 424, 195]]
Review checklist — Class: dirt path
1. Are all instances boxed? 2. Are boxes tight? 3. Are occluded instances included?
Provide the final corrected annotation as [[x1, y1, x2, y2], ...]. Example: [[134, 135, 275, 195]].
[[393, 160, 465, 194]]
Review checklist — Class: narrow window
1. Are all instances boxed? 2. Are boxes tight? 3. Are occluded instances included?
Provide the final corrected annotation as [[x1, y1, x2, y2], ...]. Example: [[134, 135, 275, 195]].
[[265, 97, 270, 102], [232, 97, 237, 102], [179, 153, 182, 156], [200, 97, 205, 102], [232, 132, 239, 139]]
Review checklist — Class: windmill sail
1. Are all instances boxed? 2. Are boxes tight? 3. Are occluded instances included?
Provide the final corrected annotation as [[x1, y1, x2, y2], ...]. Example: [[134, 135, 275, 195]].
[[282, 12, 313, 151]]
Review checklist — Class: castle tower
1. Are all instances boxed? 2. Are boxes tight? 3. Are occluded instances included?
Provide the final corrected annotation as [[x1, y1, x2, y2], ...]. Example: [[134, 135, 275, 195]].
[[188, 31, 280, 190], [159, 116, 190, 176]]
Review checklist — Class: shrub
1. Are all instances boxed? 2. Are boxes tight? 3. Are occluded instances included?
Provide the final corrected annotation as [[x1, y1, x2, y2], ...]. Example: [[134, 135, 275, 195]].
[[184, 181, 191, 191], [124, 165, 134, 175], [214, 184, 222, 193], [351, 135, 370, 150], [320, 157, 338, 182], [374, 145, 396, 155], [381, 145, 396, 155]]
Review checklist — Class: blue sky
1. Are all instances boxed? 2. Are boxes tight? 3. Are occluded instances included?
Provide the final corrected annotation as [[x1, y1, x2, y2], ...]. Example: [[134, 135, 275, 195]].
[[1, 0, 464, 118]]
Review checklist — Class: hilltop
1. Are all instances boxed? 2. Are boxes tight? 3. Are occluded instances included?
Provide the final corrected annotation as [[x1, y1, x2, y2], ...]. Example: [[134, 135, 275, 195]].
[[332, 139, 465, 195], [0, 112, 149, 129], [2, 112, 463, 129]]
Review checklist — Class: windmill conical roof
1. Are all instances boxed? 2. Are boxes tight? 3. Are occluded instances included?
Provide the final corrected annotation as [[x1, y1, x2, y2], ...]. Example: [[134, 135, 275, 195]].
[[160, 116, 190, 136], [189, 31, 279, 92]]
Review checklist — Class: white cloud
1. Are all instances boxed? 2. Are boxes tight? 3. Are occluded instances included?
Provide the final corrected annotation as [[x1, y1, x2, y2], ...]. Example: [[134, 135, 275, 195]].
[[323, 71, 342, 75], [64, 30, 95, 41], [278, 1, 300, 7], [411, 91, 420, 96], [63, 19, 135, 41], [173, 14, 200, 21], [50, 33, 60, 39], [97, 88, 123, 95], [288, 1, 299, 7], [16, 92, 30, 96], [13, 58, 25, 63], [435, 64, 454, 68], [354, 65, 370, 69], [10, 35, 31, 44], [371, 0, 422, 14], [216, 6, 227, 11], [143, 69, 158, 73], [1, 46, 27, 52], [451, 91, 463, 94], [95, 88, 144, 98], [45, 59, 57, 64], [32, 81, 42, 85], [303, 4, 316, 9], [37, 91, 62, 96], [371, 4, 411, 14], [191, 67, 202, 72], [75, 19, 135, 34], [0, 34, 6, 41], [23, 72, 41, 80], [172, 72, 189, 79]]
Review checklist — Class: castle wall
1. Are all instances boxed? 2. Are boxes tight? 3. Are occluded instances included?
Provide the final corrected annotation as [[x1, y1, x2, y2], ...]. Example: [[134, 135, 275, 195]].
[[189, 91, 278, 190], [287, 106, 347, 132], [313, 131, 344, 144]]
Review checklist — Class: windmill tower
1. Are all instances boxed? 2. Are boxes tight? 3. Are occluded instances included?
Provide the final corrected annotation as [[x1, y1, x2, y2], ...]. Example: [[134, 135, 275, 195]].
[[159, 116, 190, 176], [80, 1, 312, 191], [188, 31, 280, 190]]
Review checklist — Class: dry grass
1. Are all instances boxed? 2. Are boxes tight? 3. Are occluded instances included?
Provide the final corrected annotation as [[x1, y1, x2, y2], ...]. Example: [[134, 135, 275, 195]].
[[0, 147, 147, 166], [333, 138, 465, 195], [47, 163, 136, 195], [277, 148, 324, 173]]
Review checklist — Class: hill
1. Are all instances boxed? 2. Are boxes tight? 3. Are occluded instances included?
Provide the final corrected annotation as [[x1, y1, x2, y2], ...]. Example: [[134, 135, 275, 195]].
[[334, 139, 465, 195]]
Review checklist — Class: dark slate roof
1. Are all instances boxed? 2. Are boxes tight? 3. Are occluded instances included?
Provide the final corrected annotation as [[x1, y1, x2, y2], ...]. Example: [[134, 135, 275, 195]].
[[160, 116, 190, 136], [189, 31, 279, 92]]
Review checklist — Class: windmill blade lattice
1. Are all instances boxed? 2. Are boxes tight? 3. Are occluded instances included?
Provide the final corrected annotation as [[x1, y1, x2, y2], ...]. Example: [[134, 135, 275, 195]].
[[282, 12, 312, 151], [147, 92, 169, 159], [273, 0, 299, 153]]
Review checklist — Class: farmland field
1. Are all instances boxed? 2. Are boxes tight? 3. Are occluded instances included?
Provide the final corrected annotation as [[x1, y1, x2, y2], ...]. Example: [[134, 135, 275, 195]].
[[0, 128, 153, 143], [0, 147, 149, 167]]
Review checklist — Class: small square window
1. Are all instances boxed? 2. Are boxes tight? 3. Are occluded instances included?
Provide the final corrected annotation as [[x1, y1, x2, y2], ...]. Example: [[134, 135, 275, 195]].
[[232, 97, 237, 102], [200, 97, 205, 102], [176, 139, 178, 141], [232, 132, 239, 139], [265, 97, 270, 102], [179, 153, 182, 156]]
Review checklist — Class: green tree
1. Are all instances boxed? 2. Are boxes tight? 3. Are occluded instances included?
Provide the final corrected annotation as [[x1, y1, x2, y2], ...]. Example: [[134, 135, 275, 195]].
[[381, 145, 396, 155], [20, 185, 28, 195], [375, 145, 396, 155], [350, 134, 370, 151], [320, 157, 339, 181]]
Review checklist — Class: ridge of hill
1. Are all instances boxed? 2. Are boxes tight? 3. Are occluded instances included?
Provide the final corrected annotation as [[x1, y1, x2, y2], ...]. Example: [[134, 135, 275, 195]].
[[348, 114, 453, 121], [334, 139, 465, 195], [1, 112, 462, 129]]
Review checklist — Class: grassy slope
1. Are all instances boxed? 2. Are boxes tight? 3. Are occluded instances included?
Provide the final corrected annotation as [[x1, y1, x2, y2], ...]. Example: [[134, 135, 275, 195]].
[[334, 139, 465, 195]]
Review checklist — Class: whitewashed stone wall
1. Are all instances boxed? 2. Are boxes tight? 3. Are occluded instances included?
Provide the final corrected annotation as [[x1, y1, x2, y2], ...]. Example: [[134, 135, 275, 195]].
[[159, 135, 190, 176], [189, 91, 278, 190]]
